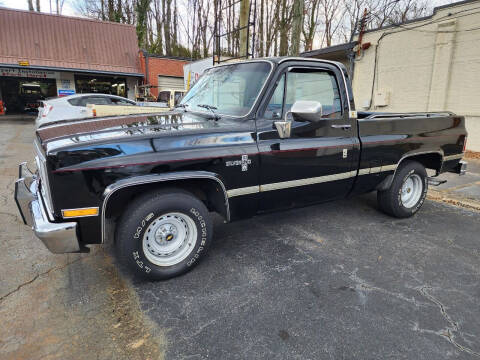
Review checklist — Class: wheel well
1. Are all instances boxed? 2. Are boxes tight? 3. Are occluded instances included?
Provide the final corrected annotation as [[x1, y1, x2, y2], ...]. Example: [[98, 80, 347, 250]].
[[377, 152, 442, 191], [400, 153, 442, 173], [104, 178, 229, 221]]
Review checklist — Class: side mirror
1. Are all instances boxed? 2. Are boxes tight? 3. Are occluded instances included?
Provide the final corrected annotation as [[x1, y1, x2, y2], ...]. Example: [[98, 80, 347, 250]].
[[290, 100, 323, 122], [273, 100, 323, 138]]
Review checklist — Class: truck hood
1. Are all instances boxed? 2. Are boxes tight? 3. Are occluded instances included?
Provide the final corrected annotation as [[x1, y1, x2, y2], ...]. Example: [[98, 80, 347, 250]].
[[37, 110, 236, 153]]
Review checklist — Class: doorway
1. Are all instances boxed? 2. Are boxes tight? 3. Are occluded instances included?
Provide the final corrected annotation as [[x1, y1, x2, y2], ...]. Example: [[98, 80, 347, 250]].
[[0, 77, 57, 114]]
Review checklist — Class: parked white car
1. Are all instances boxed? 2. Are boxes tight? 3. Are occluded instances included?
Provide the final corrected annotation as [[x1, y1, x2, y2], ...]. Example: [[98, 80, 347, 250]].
[[36, 93, 136, 128]]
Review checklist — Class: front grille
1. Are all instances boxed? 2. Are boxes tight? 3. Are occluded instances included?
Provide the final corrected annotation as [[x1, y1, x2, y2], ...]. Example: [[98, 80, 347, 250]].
[[34, 140, 54, 217]]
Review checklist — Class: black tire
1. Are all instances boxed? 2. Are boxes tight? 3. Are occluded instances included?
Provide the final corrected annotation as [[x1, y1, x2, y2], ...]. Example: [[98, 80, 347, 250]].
[[115, 188, 213, 280], [377, 160, 428, 218]]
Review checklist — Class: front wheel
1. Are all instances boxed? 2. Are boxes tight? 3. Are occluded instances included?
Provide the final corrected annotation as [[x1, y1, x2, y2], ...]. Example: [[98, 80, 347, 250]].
[[115, 189, 213, 280], [377, 160, 428, 218]]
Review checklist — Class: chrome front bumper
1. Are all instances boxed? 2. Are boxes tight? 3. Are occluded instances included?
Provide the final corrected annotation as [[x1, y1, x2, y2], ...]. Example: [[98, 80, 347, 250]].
[[14, 162, 80, 253]]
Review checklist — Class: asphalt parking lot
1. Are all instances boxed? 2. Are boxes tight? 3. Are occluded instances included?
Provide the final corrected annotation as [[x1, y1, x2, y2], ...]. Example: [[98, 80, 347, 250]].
[[1, 119, 480, 359]]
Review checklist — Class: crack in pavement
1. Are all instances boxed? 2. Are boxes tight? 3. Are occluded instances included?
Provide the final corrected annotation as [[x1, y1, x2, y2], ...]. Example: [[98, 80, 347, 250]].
[[415, 285, 480, 358], [344, 267, 429, 308], [0, 254, 92, 303], [343, 267, 480, 357]]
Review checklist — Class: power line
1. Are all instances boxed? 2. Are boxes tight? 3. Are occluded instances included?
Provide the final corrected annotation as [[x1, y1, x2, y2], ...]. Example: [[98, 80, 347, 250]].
[[368, 6, 480, 34], [364, 6, 480, 110]]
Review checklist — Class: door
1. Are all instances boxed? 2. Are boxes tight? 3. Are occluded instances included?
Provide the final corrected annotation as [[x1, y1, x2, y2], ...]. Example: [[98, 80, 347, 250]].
[[157, 76, 184, 92], [256, 65, 357, 211]]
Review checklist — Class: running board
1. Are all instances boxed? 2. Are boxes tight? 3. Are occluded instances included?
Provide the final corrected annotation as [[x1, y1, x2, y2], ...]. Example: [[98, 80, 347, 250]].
[[428, 177, 447, 186]]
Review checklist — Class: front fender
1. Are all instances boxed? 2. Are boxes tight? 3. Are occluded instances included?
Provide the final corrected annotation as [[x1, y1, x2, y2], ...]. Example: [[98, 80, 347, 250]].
[[101, 171, 230, 243]]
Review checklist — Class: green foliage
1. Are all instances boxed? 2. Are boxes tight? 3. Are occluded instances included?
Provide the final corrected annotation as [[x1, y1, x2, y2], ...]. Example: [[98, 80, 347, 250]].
[[147, 39, 163, 55], [171, 44, 194, 58], [146, 43, 202, 60], [136, 0, 151, 49]]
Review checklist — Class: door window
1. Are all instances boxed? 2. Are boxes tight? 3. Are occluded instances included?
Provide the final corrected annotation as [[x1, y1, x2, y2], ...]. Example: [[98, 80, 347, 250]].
[[110, 97, 135, 105], [78, 96, 112, 106], [285, 69, 342, 118], [174, 91, 184, 106], [264, 74, 285, 120]]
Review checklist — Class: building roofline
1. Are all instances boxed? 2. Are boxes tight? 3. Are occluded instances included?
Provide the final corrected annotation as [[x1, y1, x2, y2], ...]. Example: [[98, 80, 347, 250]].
[[0, 63, 144, 77], [0, 6, 136, 28], [140, 51, 192, 62], [360, 0, 480, 35], [300, 42, 357, 57]]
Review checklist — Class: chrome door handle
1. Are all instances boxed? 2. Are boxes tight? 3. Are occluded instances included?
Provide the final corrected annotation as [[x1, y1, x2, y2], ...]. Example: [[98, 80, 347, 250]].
[[331, 124, 352, 129]]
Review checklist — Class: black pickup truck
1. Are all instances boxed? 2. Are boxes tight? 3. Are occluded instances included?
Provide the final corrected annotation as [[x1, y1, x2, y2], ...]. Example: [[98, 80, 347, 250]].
[[15, 57, 468, 280]]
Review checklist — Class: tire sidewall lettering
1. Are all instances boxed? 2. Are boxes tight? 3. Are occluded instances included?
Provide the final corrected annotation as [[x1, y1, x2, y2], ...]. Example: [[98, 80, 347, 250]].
[[187, 207, 207, 267], [131, 212, 156, 273]]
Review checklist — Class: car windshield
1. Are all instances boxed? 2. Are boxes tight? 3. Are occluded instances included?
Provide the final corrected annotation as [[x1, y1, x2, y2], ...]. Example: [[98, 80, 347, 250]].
[[180, 62, 271, 117]]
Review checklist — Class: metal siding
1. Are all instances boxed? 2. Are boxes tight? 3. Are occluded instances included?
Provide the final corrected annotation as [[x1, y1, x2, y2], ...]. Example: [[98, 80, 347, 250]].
[[351, 0, 480, 151], [0, 7, 140, 74], [157, 76, 184, 91]]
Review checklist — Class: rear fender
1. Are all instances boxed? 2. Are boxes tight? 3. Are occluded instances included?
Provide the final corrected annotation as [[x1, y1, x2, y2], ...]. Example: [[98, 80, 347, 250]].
[[376, 151, 443, 191]]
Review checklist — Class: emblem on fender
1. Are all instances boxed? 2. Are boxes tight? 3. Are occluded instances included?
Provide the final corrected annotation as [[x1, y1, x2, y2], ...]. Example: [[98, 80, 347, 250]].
[[226, 155, 252, 171]]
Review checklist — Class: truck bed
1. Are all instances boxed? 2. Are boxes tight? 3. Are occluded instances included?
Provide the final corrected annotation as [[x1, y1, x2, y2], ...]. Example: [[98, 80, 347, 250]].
[[352, 111, 467, 194]]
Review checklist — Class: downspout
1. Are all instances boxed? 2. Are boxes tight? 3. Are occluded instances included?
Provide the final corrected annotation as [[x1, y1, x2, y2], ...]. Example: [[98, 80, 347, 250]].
[[142, 49, 150, 85], [348, 47, 356, 81]]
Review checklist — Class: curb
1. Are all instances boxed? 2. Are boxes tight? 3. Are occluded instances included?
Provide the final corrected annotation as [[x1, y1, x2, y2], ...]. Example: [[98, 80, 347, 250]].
[[465, 151, 480, 160], [427, 189, 480, 212]]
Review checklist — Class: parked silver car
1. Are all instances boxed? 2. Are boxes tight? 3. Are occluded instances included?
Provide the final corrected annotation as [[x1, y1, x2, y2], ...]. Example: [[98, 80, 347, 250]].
[[36, 93, 136, 128]]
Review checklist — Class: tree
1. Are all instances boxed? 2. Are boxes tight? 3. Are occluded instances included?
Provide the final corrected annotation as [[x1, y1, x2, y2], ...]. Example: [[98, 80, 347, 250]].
[[303, 0, 320, 51], [73, 0, 432, 59], [278, 0, 292, 56], [289, 0, 304, 55], [27, 0, 40, 11], [136, 0, 151, 49], [239, 0, 250, 58]]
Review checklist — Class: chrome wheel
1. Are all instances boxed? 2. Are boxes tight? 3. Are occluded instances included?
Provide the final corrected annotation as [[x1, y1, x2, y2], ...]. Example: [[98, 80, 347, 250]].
[[142, 212, 197, 266], [400, 174, 423, 208]]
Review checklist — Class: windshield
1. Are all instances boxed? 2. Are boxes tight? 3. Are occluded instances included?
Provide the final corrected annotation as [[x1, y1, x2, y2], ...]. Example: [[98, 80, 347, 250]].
[[180, 62, 271, 117]]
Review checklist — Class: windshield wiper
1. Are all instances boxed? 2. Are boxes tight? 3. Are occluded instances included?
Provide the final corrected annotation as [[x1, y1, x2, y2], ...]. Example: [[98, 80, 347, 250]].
[[197, 104, 220, 120], [174, 103, 189, 111]]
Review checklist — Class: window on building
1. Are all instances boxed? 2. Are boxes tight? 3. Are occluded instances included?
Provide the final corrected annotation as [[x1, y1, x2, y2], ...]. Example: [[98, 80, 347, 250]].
[[74, 75, 127, 97]]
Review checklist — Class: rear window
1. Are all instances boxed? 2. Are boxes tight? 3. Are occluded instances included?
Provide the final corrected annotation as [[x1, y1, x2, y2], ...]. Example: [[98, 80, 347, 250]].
[[158, 91, 170, 102]]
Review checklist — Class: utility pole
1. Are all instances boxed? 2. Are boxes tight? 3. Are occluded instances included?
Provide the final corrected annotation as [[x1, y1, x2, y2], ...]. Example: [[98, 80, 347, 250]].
[[289, 0, 304, 56], [239, 0, 250, 59]]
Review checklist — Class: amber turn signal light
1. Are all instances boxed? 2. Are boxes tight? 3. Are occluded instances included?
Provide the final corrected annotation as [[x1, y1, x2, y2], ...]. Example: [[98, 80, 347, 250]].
[[62, 207, 99, 218]]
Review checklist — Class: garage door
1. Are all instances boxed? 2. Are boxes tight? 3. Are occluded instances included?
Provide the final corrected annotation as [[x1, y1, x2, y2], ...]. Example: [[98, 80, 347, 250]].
[[157, 76, 184, 92]]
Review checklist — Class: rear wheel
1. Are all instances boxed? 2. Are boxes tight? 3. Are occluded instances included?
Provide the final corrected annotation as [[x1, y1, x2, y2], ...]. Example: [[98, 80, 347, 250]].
[[377, 160, 428, 218], [115, 188, 212, 280]]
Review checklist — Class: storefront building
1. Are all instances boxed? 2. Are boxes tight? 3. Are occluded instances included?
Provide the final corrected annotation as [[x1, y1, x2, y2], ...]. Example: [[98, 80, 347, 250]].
[[0, 7, 143, 114]]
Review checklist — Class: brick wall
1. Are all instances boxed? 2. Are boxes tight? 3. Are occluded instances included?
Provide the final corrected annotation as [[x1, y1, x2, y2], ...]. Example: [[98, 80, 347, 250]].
[[139, 52, 190, 97]]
